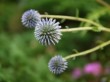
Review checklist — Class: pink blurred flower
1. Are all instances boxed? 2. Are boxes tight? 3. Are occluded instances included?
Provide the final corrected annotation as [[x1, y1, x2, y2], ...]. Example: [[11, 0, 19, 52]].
[[84, 62, 102, 76], [104, 66, 110, 75], [72, 68, 82, 79]]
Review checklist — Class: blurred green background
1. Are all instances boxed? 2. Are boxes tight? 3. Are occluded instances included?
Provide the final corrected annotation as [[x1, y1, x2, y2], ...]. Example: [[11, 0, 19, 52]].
[[0, 0, 110, 82]]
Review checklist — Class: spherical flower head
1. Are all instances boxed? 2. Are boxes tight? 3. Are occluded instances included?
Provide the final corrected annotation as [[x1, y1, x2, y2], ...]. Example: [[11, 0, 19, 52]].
[[21, 9, 41, 28], [84, 62, 102, 76], [72, 68, 82, 79], [34, 18, 62, 46], [48, 55, 68, 74]]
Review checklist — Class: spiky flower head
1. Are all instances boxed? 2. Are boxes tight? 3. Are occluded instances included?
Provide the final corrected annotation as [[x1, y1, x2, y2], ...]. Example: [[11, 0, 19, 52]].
[[21, 9, 41, 28], [34, 18, 62, 46], [48, 55, 68, 74]]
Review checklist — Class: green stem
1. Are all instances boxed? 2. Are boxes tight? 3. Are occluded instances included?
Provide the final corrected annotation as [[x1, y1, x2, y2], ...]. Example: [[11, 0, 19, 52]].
[[41, 15, 110, 59], [64, 40, 110, 60], [60, 27, 110, 32], [60, 27, 92, 32], [41, 15, 102, 27], [41, 15, 110, 32]]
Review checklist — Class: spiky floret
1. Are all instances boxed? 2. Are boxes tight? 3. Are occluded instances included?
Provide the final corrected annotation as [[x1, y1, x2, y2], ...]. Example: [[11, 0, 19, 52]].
[[21, 9, 41, 28], [34, 18, 62, 46], [48, 55, 68, 74]]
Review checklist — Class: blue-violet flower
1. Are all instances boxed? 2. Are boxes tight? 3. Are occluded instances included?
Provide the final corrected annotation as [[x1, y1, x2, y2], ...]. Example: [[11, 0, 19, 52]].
[[48, 55, 68, 74], [21, 9, 41, 28], [34, 18, 62, 46]]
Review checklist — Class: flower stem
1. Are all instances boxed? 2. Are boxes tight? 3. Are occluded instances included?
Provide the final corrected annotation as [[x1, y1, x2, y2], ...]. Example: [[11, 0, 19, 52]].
[[101, 27, 110, 32], [60, 27, 92, 32], [60, 27, 110, 32], [41, 15, 102, 27], [64, 40, 110, 60], [97, 0, 110, 9], [41, 15, 110, 32]]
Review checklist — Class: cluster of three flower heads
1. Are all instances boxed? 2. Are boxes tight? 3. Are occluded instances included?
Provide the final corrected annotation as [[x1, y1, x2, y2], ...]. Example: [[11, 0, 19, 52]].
[[21, 9, 68, 74]]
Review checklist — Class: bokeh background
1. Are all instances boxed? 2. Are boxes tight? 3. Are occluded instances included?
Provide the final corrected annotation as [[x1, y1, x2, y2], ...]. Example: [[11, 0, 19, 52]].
[[0, 0, 110, 82]]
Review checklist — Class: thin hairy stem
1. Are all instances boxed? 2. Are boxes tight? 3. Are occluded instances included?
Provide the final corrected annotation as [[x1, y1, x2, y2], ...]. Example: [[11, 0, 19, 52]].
[[41, 15, 102, 27], [41, 15, 110, 32], [60, 27, 110, 32], [101, 27, 110, 32], [97, 0, 110, 9], [64, 40, 110, 60], [60, 27, 92, 32]]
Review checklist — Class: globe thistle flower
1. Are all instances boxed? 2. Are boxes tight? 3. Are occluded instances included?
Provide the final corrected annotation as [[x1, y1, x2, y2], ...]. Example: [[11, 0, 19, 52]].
[[21, 9, 41, 28], [34, 18, 62, 46], [48, 55, 68, 74]]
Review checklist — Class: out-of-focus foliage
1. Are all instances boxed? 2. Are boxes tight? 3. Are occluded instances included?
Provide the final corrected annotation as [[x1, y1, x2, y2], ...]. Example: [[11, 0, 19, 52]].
[[0, 0, 110, 82]]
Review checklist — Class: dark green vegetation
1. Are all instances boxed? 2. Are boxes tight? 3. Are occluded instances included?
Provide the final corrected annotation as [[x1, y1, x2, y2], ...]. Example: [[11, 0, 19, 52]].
[[0, 0, 110, 82]]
